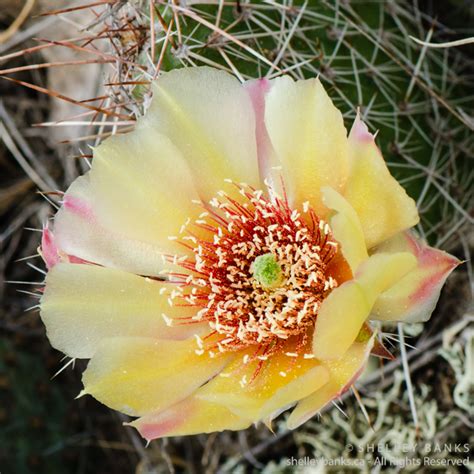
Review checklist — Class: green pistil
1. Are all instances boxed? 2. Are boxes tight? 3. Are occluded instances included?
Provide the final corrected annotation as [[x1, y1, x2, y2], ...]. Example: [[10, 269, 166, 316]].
[[252, 253, 283, 289]]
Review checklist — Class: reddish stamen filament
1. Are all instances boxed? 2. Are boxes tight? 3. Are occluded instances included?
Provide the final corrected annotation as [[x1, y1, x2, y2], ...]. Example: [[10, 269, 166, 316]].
[[167, 182, 339, 360]]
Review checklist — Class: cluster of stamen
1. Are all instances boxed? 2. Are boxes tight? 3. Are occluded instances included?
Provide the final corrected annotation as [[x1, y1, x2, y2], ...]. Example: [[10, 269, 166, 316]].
[[165, 181, 339, 358]]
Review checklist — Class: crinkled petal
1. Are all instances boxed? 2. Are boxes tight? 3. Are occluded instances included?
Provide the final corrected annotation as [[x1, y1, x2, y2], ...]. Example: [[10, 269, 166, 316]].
[[81, 337, 231, 416], [90, 125, 201, 248], [196, 342, 329, 421], [371, 231, 460, 322], [148, 67, 260, 197], [322, 186, 368, 272], [264, 76, 349, 213], [344, 113, 419, 248], [313, 252, 417, 359], [53, 175, 173, 276], [40, 263, 207, 358], [129, 397, 252, 441], [288, 337, 374, 429]]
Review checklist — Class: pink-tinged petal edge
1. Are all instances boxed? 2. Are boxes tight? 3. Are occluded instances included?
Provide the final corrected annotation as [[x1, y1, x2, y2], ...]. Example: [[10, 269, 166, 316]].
[[349, 109, 374, 144], [40, 194, 96, 269], [130, 398, 198, 440], [60, 194, 100, 263], [134, 411, 179, 441], [372, 231, 460, 323], [63, 194, 94, 220], [406, 233, 460, 316], [128, 397, 251, 441], [244, 78, 273, 181], [40, 224, 60, 269], [330, 334, 375, 399]]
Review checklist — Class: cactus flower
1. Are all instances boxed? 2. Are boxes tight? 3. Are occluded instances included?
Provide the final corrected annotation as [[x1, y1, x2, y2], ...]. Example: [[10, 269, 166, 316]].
[[39, 67, 459, 440]]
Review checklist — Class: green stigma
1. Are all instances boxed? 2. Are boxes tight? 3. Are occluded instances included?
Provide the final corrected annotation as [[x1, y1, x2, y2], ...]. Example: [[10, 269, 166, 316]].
[[252, 253, 283, 289]]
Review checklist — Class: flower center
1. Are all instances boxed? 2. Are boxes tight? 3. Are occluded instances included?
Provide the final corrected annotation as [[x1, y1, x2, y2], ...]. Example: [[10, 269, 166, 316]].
[[252, 253, 283, 289], [167, 181, 339, 355]]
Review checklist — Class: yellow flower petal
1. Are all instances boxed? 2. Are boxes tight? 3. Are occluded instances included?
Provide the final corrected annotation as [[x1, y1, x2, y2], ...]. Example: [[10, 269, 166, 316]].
[[40, 263, 207, 358], [81, 337, 231, 416], [39, 67, 456, 441], [312, 282, 369, 361], [313, 252, 417, 359], [90, 126, 201, 249], [260, 365, 329, 422], [264, 76, 349, 213], [355, 252, 418, 305], [244, 79, 279, 183], [129, 397, 252, 441], [344, 114, 419, 248], [371, 232, 460, 322], [148, 67, 260, 196], [54, 175, 171, 276], [322, 186, 368, 272], [288, 337, 373, 429], [196, 343, 329, 421]]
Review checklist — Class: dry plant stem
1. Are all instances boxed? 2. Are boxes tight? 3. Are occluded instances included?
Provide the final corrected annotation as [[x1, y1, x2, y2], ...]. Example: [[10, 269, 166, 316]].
[[0, 0, 36, 44], [397, 322, 419, 429], [410, 35, 474, 48], [0, 117, 51, 193], [0, 101, 58, 190], [0, 14, 58, 54]]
